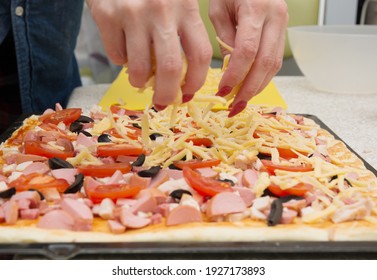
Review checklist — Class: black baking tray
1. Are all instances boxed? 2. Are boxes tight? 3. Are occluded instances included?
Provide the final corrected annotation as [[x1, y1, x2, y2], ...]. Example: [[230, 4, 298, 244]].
[[1, 114, 377, 260]]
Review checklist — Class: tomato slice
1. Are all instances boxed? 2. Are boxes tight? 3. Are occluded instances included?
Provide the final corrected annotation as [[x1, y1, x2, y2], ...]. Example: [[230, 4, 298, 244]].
[[268, 183, 313, 197], [78, 162, 132, 178], [259, 147, 306, 160], [182, 166, 232, 197], [261, 159, 313, 175], [110, 104, 143, 117], [40, 108, 82, 125], [24, 140, 74, 160], [9, 173, 69, 192], [173, 159, 221, 170], [97, 144, 145, 157], [85, 183, 143, 203], [185, 137, 213, 147]]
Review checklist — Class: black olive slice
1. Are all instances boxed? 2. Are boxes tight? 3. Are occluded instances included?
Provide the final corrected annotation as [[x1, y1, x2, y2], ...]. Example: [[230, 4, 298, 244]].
[[267, 199, 283, 226], [79, 130, 92, 137], [132, 123, 142, 129], [138, 166, 161, 178], [329, 175, 352, 187], [278, 195, 305, 203], [64, 173, 84, 194], [48, 157, 74, 169], [0, 187, 16, 199], [218, 178, 235, 186], [257, 153, 272, 161], [128, 115, 139, 120], [69, 121, 83, 133], [131, 154, 146, 167], [149, 133, 163, 141], [98, 134, 112, 143], [28, 189, 45, 200], [77, 115, 94, 123], [168, 163, 181, 170], [169, 189, 192, 202]]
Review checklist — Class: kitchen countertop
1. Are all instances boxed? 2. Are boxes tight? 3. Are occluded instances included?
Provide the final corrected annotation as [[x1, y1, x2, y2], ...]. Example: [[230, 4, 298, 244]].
[[68, 76, 377, 170]]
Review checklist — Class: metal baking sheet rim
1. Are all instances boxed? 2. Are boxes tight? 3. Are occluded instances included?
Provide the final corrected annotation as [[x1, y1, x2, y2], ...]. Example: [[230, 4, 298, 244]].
[[1, 113, 377, 259]]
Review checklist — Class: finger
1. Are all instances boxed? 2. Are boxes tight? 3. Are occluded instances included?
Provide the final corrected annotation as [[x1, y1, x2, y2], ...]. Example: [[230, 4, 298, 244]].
[[98, 26, 127, 66], [256, 31, 286, 94], [124, 23, 152, 88], [208, 3, 236, 57], [228, 18, 285, 117], [152, 25, 183, 106], [219, 6, 267, 90], [179, 15, 212, 102]]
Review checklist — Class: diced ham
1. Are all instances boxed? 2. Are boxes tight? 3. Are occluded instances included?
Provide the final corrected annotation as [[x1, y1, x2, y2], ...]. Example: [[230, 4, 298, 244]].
[[116, 155, 137, 163], [148, 169, 169, 188], [107, 219, 126, 234], [233, 187, 255, 207], [166, 169, 184, 180], [16, 198, 31, 210], [101, 156, 116, 165], [206, 192, 246, 218], [76, 133, 96, 148], [107, 170, 126, 185], [250, 207, 267, 221], [11, 191, 41, 208], [197, 167, 218, 178], [98, 198, 115, 220], [15, 154, 47, 164], [129, 173, 151, 189], [150, 213, 163, 225], [280, 208, 298, 224], [20, 208, 40, 220], [60, 198, 93, 231], [136, 188, 167, 204], [166, 205, 202, 226], [242, 169, 259, 188], [283, 199, 307, 212], [130, 192, 157, 214], [119, 208, 151, 229], [40, 188, 61, 202], [37, 209, 75, 231], [2, 200, 19, 224], [116, 198, 137, 208], [51, 168, 78, 185], [0, 174, 7, 183], [331, 198, 374, 223], [22, 162, 50, 175]]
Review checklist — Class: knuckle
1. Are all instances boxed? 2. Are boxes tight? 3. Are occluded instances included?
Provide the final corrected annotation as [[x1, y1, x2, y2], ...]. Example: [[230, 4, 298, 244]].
[[160, 55, 182, 75], [239, 39, 258, 60], [272, 57, 283, 73], [128, 61, 150, 86], [259, 55, 276, 71]]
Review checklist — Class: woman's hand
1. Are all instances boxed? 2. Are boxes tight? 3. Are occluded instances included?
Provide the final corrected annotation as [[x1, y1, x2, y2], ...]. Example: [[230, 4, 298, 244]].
[[87, 0, 212, 108], [209, 0, 289, 116]]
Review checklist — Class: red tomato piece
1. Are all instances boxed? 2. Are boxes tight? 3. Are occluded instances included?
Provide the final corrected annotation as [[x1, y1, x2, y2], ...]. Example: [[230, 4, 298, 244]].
[[97, 144, 145, 157], [85, 183, 143, 204], [40, 108, 82, 125], [182, 167, 232, 197], [185, 137, 213, 147], [77, 162, 132, 178], [24, 140, 74, 160], [110, 104, 143, 117], [173, 159, 221, 170], [268, 183, 313, 197], [9, 173, 69, 192], [261, 159, 313, 175]]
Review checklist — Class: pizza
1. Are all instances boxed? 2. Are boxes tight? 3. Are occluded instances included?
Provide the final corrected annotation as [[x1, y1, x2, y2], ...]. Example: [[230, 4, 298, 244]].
[[1, 97, 377, 244]]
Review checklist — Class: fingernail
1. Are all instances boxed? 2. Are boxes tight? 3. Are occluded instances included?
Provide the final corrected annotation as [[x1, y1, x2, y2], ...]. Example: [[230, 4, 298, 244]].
[[182, 94, 194, 103], [228, 100, 247, 117], [154, 104, 167, 111], [216, 86, 233, 97]]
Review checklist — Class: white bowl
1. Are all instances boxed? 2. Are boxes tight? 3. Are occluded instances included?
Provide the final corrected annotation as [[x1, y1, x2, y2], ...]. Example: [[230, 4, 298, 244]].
[[288, 25, 377, 94]]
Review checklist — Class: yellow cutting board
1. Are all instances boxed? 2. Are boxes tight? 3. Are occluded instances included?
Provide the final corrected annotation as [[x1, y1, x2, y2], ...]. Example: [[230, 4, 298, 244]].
[[99, 67, 287, 111]]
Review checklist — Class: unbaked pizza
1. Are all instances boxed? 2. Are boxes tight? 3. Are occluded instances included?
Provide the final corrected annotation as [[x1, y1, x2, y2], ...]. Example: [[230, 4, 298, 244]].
[[0, 98, 377, 243]]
